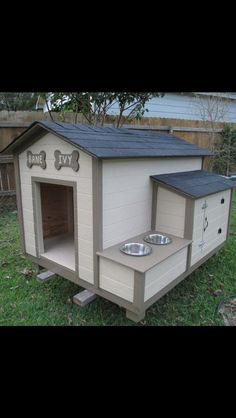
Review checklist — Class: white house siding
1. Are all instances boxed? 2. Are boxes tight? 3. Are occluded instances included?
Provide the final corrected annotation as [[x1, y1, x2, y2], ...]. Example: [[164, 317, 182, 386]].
[[107, 93, 236, 123], [99, 258, 134, 302], [155, 187, 186, 238], [102, 158, 202, 249], [190, 189, 231, 266], [144, 247, 188, 302], [19, 133, 94, 284]]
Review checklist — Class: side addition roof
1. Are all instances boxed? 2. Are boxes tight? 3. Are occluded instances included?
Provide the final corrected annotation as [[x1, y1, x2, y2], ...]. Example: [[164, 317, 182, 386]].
[[1, 120, 213, 159], [151, 170, 236, 198]]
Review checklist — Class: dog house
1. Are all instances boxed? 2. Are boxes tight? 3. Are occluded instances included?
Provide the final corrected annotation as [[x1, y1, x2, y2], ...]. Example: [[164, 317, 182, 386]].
[[2, 121, 235, 322]]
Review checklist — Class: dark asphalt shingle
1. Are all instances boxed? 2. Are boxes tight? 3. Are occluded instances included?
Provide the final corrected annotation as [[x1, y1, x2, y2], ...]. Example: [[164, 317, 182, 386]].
[[1, 121, 214, 159], [151, 170, 236, 198]]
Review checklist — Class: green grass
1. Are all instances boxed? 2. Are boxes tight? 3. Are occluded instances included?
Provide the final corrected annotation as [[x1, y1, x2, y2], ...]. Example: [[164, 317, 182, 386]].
[[0, 192, 236, 326]]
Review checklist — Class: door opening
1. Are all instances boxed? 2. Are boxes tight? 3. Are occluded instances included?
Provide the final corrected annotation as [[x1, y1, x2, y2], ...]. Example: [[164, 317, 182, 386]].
[[39, 182, 75, 270]]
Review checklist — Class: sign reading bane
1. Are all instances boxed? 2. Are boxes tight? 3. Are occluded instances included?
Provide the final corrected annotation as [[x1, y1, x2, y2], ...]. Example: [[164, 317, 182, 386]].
[[26, 149, 80, 172], [27, 151, 46, 169], [54, 150, 80, 172]]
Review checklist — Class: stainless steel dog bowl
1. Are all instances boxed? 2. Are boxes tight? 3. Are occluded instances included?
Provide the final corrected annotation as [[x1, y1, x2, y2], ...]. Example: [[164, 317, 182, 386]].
[[120, 242, 152, 256], [143, 233, 172, 245]]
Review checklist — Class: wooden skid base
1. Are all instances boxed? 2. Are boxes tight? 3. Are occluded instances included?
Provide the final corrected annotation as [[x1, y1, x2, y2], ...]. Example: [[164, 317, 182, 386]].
[[73, 290, 97, 307], [37, 270, 56, 282]]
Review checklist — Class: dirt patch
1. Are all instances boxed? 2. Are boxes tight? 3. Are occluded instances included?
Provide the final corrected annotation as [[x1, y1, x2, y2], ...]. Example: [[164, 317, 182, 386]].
[[218, 298, 236, 326]]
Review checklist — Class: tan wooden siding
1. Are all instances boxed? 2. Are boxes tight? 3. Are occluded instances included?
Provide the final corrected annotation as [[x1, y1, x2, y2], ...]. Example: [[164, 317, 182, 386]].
[[191, 190, 231, 266], [191, 231, 227, 266], [155, 187, 186, 238], [19, 133, 94, 283], [99, 258, 134, 302], [144, 247, 188, 301], [102, 158, 201, 249]]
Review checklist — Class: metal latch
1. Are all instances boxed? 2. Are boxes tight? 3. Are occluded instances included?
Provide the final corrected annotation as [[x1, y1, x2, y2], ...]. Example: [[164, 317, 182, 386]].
[[202, 201, 208, 210], [198, 240, 205, 248]]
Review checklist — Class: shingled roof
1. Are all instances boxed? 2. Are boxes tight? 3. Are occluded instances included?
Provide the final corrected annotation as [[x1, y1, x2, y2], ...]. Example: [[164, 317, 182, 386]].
[[1, 121, 213, 159], [151, 170, 235, 198]]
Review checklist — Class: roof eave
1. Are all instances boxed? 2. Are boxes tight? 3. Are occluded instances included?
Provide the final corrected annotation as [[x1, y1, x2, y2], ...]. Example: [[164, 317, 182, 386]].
[[0, 120, 214, 160], [0, 121, 99, 159], [99, 153, 213, 159], [150, 172, 235, 199]]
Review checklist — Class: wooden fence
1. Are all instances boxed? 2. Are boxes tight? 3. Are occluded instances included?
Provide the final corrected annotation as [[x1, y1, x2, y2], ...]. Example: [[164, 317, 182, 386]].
[[0, 155, 15, 195], [0, 112, 233, 197]]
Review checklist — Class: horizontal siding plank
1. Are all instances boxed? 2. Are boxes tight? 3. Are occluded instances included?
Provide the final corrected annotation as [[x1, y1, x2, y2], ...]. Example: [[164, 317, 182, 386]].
[[78, 266, 94, 284], [100, 258, 134, 287], [25, 244, 37, 257], [78, 209, 93, 226], [103, 158, 201, 178], [102, 158, 201, 249], [194, 190, 231, 212], [157, 186, 186, 205], [156, 213, 185, 235], [191, 234, 226, 266], [78, 252, 94, 270], [103, 200, 151, 227], [78, 224, 93, 241], [145, 261, 187, 301], [99, 259, 134, 302], [155, 187, 186, 238], [146, 247, 187, 284], [193, 215, 229, 241], [154, 224, 185, 239], [191, 190, 230, 266], [78, 238, 94, 257], [103, 215, 151, 249], [19, 162, 92, 179], [103, 174, 152, 193], [157, 201, 186, 217], [104, 186, 151, 211], [19, 143, 91, 162], [144, 247, 187, 301], [156, 225, 185, 237], [24, 233, 36, 249], [191, 221, 228, 257], [77, 194, 93, 211], [99, 275, 134, 302]]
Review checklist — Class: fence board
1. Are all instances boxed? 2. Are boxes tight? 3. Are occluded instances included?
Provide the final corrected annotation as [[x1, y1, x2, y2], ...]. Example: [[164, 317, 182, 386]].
[[0, 161, 15, 193], [0, 112, 233, 196]]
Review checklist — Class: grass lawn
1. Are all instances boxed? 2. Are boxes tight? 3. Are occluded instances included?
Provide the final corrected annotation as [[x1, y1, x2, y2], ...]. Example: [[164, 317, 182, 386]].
[[0, 191, 236, 326]]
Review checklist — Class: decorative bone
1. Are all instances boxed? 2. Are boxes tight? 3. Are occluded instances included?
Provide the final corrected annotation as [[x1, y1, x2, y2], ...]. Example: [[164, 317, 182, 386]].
[[54, 150, 80, 172], [27, 150, 46, 169]]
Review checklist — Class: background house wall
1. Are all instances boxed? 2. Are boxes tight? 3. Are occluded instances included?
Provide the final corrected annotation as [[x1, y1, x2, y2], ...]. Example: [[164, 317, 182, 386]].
[[107, 93, 236, 122]]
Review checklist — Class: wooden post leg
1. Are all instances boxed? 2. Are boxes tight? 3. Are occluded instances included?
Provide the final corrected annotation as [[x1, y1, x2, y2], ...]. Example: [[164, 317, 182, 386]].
[[126, 309, 145, 323]]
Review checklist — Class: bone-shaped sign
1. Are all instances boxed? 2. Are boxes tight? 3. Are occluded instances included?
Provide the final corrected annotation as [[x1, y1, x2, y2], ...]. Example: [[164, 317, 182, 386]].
[[54, 150, 80, 172], [27, 150, 46, 169]]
